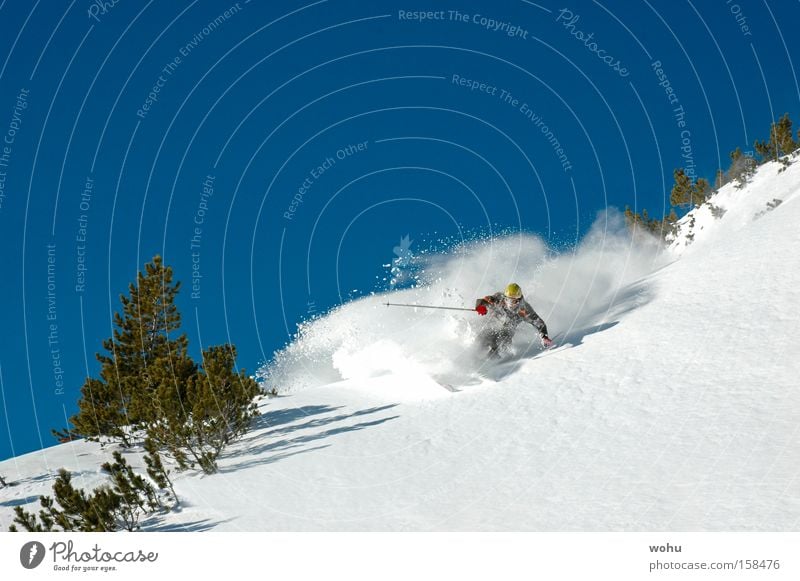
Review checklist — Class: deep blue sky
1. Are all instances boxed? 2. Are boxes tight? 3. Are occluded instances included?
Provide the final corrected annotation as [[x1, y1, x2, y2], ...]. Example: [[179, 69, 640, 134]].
[[1, 0, 798, 461]]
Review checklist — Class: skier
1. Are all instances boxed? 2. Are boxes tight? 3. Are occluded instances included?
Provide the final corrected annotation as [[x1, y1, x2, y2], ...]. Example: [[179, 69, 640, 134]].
[[475, 283, 553, 357]]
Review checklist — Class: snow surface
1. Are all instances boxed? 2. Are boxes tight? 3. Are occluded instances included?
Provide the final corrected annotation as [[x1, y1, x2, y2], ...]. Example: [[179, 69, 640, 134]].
[[2, 161, 799, 531]]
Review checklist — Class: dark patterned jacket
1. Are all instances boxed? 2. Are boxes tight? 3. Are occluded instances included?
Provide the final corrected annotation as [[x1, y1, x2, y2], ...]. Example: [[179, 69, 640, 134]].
[[476, 292, 549, 336]]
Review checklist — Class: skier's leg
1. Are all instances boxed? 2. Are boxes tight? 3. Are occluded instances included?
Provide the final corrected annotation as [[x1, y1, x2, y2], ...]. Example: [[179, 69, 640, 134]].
[[496, 327, 514, 354], [487, 336, 501, 358], [478, 329, 501, 358]]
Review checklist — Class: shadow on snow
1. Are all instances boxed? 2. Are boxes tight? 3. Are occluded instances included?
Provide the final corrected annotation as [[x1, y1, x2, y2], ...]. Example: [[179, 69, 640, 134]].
[[221, 403, 400, 472]]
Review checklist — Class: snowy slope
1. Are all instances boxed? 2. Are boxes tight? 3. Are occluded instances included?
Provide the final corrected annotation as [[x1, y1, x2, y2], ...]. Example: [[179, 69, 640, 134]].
[[2, 161, 799, 531]]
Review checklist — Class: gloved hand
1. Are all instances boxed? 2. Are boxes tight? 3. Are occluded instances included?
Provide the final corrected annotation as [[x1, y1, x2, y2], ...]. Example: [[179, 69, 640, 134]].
[[476, 304, 488, 316], [541, 335, 554, 348]]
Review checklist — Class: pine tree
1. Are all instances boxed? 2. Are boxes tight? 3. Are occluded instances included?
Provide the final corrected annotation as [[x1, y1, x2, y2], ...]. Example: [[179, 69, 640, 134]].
[[51, 469, 117, 531], [670, 169, 710, 208], [9, 459, 168, 532], [144, 436, 178, 505], [709, 203, 727, 219], [662, 208, 679, 238], [112, 256, 190, 426], [101, 452, 160, 530], [624, 206, 645, 232], [10, 469, 119, 532], [714, 168, 725, 189], [670, 168, 693, 207], [727, 147, 757, 189], [51, 426, 80, 443], [69, 377, 129, 444], [692, 177, 711, 206], [755, 113, 799, 163], [149, 345, 259, 474], [624, 206, 674, 241], [755, 128, 777, 162], [63, 255, 260, 475], [775, 114, 797, 155], [624, 205, 636, 226], [9, 503, 52, 532], [69, 256, 193, 445]]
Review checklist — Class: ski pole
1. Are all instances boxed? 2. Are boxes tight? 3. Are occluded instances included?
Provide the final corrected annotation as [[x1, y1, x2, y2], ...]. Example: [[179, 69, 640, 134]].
[[384, 302, 476, 312]]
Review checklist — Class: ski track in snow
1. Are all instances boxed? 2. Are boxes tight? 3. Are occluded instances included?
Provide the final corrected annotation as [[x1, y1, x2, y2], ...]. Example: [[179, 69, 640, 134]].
[[2, 161, 799, 531]]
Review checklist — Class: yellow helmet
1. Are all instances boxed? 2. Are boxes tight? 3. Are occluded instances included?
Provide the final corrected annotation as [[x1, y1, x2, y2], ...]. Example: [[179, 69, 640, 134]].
[[504, 283, 523, 299]]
